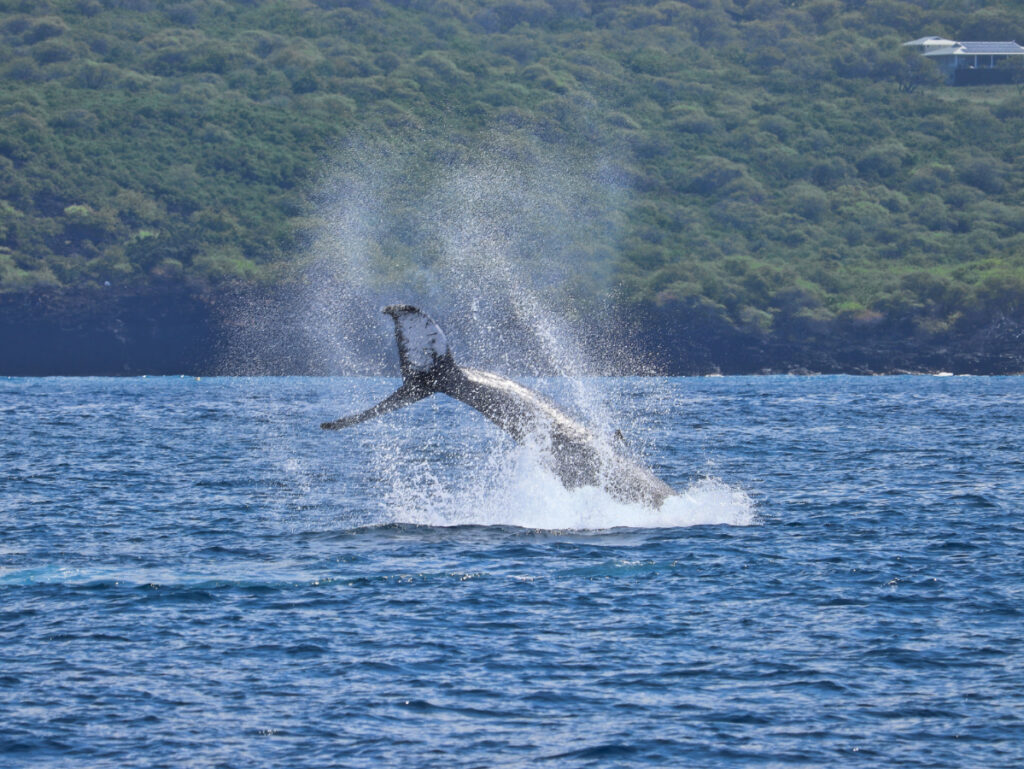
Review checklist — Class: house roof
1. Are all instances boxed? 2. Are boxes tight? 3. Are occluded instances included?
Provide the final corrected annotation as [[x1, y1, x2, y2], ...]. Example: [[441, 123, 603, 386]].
[[903, 37, 956, 48], [924, 41, 1024, 57]]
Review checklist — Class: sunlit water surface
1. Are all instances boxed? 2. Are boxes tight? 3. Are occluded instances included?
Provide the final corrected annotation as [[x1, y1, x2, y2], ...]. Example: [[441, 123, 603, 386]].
[[2, 375, 1022, 768]]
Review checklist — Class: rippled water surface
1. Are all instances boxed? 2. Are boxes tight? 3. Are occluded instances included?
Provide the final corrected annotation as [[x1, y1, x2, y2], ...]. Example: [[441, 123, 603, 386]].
[[2, 375, 1022, 768]]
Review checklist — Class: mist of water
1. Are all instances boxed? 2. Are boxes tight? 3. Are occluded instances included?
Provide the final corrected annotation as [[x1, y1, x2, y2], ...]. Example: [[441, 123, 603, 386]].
[[295, 131, 638, 377], [229, 128, 750, 528]]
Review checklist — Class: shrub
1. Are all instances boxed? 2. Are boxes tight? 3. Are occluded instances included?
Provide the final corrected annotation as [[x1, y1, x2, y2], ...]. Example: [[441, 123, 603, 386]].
[[788, 183, 829, 222], [5, 57, 42, 82], [24, 17, 68, 44], [910, 195, 951, 232], [687, 156, 748, 196], [31, 40, 79, 65], [668, 106, 717, 135], [856, 141, 907, 179], [415, 51, 469, 85], [957, 156, 1008, 195], [810, 158, 850, 188], [165, 3, 199, 26], [492, 1, 555, 31]]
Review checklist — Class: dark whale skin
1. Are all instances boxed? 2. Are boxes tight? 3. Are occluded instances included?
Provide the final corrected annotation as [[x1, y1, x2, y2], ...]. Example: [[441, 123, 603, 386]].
[[322, 306, 675, 509]]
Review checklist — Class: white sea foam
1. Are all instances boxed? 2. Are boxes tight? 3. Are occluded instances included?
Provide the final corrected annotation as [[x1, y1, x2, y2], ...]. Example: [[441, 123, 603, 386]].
[[381, 444, 755, 531]]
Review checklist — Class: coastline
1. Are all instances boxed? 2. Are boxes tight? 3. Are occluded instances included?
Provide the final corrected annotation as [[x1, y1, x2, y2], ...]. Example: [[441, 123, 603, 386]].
[[2, 287, 1021, 377]]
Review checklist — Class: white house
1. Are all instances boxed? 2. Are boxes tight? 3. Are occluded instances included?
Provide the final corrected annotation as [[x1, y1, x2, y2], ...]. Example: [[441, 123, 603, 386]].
[[904, 37, 1024, 85]]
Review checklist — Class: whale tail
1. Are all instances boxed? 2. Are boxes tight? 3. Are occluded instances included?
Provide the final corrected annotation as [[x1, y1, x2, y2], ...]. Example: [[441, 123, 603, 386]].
[[320, 305, 452, 430], [382, 304, 455, 381]]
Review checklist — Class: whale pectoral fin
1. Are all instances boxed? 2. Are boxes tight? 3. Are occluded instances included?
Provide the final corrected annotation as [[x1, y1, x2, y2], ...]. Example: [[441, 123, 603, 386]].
[[321, 382, 430, 430]]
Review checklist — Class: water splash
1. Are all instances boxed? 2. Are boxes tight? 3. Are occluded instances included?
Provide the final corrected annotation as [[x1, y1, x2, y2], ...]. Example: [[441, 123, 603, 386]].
[[289, 131, 635, 378], [224, 128, 747, 528], [381, 443, 755, 531]]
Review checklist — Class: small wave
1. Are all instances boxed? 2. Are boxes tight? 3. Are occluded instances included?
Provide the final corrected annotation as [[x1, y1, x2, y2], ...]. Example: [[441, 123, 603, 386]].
[[0, 565, 305, 591], [382, 445, 755, 530]]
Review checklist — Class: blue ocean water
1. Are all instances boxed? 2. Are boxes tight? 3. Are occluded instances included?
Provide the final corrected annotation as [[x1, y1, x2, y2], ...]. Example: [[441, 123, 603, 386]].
[[1, 374, 1022, 768]]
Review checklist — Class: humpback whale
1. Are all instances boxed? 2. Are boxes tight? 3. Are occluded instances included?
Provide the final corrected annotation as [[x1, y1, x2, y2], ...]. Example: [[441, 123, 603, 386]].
[[322, 305, 676, 508]]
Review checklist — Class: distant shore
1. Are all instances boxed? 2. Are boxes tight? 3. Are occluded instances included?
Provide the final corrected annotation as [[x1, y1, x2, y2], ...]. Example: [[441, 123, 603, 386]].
[[2, 287, 1021, 377]]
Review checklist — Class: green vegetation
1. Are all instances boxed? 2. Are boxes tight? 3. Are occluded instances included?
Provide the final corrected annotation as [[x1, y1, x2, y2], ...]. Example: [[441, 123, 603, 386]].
[[2, 0, 1024, 342]]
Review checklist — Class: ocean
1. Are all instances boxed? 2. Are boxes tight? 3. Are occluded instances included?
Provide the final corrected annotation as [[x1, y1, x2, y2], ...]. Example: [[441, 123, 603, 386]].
[[2, 374, 1022, 767]]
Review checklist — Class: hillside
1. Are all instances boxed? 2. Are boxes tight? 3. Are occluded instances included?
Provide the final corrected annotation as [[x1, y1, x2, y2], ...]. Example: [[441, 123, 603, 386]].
[[2, 0, 1023, 373]]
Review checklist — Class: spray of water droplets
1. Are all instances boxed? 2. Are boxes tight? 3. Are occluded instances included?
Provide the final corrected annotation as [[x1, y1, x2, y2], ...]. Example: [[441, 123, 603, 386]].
[[295, 134, 634, 378], [237, 131, 753, 529]]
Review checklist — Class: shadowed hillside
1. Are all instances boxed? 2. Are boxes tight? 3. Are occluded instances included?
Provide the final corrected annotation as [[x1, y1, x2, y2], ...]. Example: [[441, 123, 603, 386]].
[[1, 0, 1023, 373]]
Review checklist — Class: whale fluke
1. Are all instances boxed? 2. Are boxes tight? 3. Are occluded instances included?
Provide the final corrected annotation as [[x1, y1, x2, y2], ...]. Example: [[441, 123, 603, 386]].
[[322, 305, 676, 508], [382, 304, 455, 380]]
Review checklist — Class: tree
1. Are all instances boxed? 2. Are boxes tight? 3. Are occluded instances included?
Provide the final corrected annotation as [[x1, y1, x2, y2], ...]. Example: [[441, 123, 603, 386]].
[[890, 48, 943, 93]]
